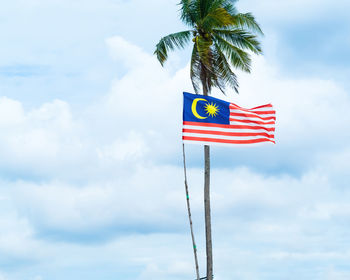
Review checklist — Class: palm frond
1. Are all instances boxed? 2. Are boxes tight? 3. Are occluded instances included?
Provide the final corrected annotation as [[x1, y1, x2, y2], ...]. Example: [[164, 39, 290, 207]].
[[201, 7, 234, 30], [195, 35, 213, 67], [213, 35, 251, 72], [222, 1, 238, 16], [154, 30, 192, 66], [191, 43, 213, 94], [232, 13, 264, 35], [190, 45, 201, 93], [213, 28, 262, 54], [198, 0, 217, 20], [212, 43, 239, 93], [178, 0, 198, 26], [202, 58, 214, 94]]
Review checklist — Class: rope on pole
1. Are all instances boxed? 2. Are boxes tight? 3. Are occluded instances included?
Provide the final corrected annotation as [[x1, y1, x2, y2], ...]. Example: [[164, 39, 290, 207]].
[[182, 143, 200, 280]]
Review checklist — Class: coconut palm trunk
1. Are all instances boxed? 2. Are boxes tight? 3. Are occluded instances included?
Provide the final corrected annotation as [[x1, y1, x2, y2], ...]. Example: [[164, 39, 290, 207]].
[[204, 146, 212, 279]]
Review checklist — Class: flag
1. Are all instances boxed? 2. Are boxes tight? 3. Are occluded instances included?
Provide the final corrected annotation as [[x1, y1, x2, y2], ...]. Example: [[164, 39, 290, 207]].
[[182, 92, 276, 146]]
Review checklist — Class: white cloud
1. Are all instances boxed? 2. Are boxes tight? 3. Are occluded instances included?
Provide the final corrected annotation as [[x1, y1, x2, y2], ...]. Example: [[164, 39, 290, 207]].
[[0, 35, 349, 235], [0, 35, 350, 279], [0, 99, 88, 178], [0, 98, 24, 126], [237, 0, 350, 23], [97, 131, 148, 161], [10, 165, 186, 233], [0, 0, 349, 278], [325, 266, 350, 280]]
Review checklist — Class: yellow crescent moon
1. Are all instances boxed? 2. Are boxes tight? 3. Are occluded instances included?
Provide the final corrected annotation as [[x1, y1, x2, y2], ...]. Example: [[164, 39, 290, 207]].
[[191, 98, 208, 119]]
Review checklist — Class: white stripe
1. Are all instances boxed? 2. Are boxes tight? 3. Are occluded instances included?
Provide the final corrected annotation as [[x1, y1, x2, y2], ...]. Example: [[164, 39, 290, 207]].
[[183, 132, 274, 141], [229, 121, 275, 128], [183, 125, 275, 135], [230, 103, 272, 107], [228, 115, 275, 122]]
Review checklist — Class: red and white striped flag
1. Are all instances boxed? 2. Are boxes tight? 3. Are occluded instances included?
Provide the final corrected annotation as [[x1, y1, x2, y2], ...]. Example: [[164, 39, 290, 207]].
[[182, 92, 275, 146]]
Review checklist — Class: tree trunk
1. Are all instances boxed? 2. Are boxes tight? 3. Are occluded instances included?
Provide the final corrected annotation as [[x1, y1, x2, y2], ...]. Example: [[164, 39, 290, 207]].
[[203, 86, 213, 280], [204, 145, 212, 280]]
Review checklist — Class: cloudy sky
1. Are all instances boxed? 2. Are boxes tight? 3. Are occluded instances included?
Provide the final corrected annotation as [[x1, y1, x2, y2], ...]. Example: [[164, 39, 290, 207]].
[[1, 0, 350, 279]]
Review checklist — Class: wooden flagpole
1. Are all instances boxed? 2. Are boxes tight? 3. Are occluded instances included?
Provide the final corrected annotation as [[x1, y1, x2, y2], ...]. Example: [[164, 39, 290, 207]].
[[182, 143, 200, 280]]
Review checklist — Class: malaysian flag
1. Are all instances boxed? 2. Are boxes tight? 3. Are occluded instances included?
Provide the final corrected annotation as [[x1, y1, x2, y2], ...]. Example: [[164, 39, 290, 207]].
[[182, 92, 275, 146]]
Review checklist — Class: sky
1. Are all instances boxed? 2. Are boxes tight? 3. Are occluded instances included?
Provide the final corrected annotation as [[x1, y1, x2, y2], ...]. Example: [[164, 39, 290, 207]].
[[0, 0, 350, 279]]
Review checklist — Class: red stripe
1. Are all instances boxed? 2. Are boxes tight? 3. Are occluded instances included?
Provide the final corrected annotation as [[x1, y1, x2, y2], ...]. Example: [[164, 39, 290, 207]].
[[183, 136, 275, 144], [229, 118, 275, 125], [250, 103, 273, 110], [230, 112, 276, 121], [183, 121, 275, 132], [250, 110, 275, 115], [183, 129, 274, 138], [230, 106, 275, 115]]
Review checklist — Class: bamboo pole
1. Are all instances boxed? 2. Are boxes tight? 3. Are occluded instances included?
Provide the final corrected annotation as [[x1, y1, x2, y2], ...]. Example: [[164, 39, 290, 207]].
[[182, 143, 200, 280]]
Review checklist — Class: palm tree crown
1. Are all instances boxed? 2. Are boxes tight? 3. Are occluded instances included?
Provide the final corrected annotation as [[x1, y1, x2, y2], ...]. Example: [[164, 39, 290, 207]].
[[154, 0, 263, 95]]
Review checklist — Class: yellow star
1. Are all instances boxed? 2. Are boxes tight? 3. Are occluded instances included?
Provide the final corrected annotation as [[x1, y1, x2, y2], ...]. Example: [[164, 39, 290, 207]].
[[204, 102, 219, 117]]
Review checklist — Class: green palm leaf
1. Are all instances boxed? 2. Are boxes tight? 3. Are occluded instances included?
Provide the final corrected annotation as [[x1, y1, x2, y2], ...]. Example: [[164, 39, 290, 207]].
[[154, 30, 192, 66], [213, 35, 252, 72], [179, 0, 198, 26], [190, 45, 202, 93], [232, 13, 264, 35], [201, 7, 235, 29], [212, 43, 239, 93], [213, 28, 262, 54], [195, 35, 212, 67]]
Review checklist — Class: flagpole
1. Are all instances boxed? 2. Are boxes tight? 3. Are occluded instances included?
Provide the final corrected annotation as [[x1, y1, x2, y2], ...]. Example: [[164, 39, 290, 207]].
[[182, 143, 200, 280]]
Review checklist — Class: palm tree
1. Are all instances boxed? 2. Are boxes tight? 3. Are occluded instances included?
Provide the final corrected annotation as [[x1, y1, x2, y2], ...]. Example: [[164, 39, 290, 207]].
[[155, 1, 263, 279]]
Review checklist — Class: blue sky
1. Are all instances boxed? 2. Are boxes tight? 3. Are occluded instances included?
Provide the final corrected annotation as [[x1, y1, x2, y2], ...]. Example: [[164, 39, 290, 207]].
[[0, 0, 350, 279]]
